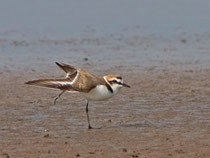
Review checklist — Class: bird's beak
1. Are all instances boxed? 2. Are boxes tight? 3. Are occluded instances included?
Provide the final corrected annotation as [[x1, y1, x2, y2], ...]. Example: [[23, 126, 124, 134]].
[[122, 83, 130, 88]]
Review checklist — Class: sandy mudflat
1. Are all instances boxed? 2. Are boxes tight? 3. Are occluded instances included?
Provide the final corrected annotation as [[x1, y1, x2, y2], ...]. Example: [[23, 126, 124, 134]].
[[0, 29, 210, 158], [0, 60, 210, 158]]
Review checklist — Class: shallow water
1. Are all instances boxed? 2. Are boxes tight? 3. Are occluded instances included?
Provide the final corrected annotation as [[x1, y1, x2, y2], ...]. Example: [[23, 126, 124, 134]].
[[0, 0, 210, 71], [1, 0, 210, 38]]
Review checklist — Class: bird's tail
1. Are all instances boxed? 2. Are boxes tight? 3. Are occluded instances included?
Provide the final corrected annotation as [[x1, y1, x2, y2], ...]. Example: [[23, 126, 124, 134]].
[[25, 79, 74, 91]]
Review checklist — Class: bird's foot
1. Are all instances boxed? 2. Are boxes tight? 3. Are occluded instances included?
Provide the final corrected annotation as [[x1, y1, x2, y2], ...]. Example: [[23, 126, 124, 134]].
[[53, 97, 58, 105], [54, 96, 61, 105], [88, 125, 102, 130], [53, 91, 65, 105]]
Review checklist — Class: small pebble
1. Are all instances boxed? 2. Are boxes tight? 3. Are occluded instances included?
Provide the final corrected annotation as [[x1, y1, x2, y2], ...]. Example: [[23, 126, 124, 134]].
[[132, 155, 138, 158], [43, 134, 49, 138], [2, 153, 10, 158], [180, 39, 187, 43], [122, 148, 127, 152], [76, 153, 80, 157]]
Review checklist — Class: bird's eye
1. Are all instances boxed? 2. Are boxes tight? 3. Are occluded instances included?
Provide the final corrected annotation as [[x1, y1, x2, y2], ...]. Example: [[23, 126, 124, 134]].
[[110, 80, 119, 84]]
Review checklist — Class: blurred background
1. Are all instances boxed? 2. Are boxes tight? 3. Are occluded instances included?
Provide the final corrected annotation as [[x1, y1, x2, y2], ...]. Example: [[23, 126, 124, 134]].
[[0, 0, 210, 71]]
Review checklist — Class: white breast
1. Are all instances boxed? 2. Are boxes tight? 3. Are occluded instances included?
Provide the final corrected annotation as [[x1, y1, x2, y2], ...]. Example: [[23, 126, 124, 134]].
[[81, 85, 118, 101]]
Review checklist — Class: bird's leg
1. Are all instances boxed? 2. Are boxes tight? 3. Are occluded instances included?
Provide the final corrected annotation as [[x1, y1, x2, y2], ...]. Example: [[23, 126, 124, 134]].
[[86, 101, 92, 129], [54, 91, 65, 105]]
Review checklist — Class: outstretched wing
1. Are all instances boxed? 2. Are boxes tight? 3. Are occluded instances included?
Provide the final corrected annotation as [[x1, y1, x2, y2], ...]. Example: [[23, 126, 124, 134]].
[[55, 62, 76, 73], [26, 62, 106, 93], [55, 62, 78, 81], [56, 62, 105, 93], [25, 79, 76, 91]]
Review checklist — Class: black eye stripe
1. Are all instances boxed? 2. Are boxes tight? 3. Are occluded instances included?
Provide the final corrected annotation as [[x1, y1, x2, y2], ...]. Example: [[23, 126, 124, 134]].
[[110, 80, 117, 83], [110, 80, 121, 84]]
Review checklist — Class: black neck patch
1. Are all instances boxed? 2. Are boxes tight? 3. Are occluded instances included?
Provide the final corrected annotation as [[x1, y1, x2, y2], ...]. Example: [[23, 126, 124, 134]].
[[105, 82, 113, 93]]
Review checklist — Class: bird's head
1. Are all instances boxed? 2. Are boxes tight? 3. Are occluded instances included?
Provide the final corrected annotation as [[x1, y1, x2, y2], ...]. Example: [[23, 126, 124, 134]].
[[104, 75, 130, 91]]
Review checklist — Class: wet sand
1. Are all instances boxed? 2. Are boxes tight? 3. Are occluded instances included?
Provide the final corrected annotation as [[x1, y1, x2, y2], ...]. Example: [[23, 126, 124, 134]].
[[0, 40, 210, 157]]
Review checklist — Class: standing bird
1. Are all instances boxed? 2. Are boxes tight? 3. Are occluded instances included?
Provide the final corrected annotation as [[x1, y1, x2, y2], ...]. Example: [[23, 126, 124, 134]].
[[25, 62, 130, 129]]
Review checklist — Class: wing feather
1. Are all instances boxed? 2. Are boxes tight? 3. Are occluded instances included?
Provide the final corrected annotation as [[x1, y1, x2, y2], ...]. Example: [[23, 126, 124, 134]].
[[26, 62, 107, 93], [25, 79, 76, 91]]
